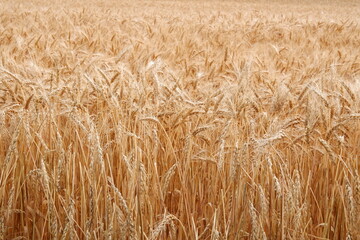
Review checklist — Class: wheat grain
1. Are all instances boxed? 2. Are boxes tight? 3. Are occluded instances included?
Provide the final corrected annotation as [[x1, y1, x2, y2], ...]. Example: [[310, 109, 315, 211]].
[[150, 214, 176, 240], [162, 163, 177, 197], [319, 138, 337, 162]]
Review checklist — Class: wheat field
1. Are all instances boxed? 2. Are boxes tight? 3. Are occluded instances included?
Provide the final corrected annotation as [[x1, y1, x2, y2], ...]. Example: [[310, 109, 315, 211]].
[[0, 0, 360, 239]]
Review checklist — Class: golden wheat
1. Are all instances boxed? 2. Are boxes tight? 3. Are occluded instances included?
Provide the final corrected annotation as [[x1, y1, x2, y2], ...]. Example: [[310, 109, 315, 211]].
[[0, 0, 360, 239]]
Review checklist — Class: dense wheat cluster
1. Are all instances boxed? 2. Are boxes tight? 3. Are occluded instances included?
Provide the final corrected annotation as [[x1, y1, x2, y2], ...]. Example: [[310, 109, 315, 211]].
[[0, 0, 360, 239]]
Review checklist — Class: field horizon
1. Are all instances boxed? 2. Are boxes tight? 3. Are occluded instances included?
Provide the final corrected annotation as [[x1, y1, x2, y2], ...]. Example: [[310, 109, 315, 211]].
[[0, 0, 360, 239]]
